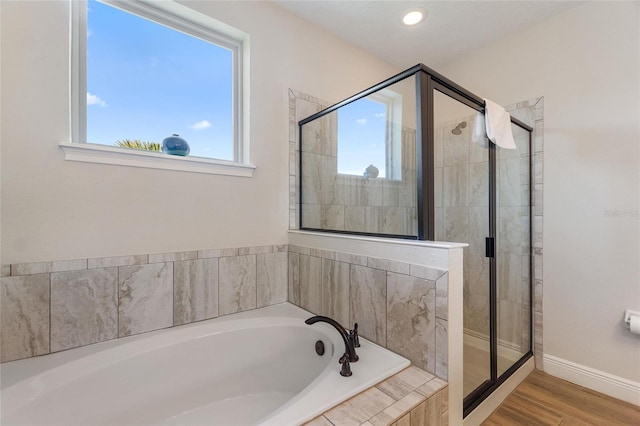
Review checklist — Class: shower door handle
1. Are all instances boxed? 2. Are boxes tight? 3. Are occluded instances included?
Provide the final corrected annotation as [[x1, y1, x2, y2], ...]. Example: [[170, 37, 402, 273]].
[[485, 237, 495, 258]]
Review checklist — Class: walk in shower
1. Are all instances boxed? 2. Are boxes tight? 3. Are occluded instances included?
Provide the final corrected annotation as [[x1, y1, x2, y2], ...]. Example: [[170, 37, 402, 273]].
[[298, 64, 534, 415]]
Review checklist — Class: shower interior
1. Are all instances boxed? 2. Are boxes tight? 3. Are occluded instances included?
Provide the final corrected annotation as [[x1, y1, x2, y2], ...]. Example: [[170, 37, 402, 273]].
[[297, 64, 534, 415]]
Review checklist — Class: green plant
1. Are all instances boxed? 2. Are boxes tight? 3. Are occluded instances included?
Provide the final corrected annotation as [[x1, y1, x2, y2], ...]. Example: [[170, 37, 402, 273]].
[[115, 139, 161, 152]]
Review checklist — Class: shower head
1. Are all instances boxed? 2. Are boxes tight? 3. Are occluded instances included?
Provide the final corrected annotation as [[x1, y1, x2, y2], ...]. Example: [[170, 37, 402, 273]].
[[451, 121, 467, 135]]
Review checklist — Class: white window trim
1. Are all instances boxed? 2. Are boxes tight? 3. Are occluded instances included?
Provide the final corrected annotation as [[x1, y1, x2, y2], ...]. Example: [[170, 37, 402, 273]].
[[65, 0, 253, 176]]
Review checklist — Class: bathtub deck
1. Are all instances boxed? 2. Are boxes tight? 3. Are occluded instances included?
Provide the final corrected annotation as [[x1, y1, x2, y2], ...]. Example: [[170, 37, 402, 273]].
[[305, 365, 449, 426]]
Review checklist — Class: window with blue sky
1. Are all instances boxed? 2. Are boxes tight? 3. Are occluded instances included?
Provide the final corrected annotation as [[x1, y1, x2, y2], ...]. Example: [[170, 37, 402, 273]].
[[337, 98, 387, 177], [86, 0, 234, 160]]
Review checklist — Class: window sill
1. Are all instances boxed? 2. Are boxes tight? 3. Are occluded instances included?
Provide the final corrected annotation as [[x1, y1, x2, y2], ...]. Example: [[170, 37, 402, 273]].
[[59, 143, 255, 177]]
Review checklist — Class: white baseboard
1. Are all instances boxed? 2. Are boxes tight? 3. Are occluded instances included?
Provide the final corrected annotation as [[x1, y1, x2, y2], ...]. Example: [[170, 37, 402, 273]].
[[542, 354, 640, 406]]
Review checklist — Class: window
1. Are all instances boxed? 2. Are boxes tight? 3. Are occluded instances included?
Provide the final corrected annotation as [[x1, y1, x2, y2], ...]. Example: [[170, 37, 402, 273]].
[[64, 0, 252, 176], [336, 89, 403, 180]]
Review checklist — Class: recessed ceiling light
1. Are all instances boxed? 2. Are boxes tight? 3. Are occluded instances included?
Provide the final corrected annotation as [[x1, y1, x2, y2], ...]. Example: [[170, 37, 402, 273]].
[[403, 9, 426, 26]]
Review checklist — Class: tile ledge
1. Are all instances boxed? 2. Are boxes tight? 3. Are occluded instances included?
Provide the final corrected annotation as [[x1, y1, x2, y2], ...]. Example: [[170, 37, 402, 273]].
[[288, 230, 468, 249]]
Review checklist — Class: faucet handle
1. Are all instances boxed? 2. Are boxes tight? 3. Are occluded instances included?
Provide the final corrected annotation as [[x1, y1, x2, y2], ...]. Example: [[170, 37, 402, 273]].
[[338, 352, 352, 377], [350, 323, 360, 348]]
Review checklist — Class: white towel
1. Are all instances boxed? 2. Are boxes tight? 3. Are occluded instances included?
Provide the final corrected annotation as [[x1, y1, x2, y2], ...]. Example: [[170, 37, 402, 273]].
[[483, 98, 516, 150], [472, 111, 489, 148]]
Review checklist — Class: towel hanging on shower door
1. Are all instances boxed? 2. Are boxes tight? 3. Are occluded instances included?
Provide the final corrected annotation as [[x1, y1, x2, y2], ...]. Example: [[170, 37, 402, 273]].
[[482, 98, 517, 150]]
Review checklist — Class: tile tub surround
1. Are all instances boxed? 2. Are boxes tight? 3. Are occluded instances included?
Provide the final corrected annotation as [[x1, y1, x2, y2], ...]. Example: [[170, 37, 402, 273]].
[[0, 245, 288, 363], [288, 244, 449, 379], [305, 365, 449, 426]]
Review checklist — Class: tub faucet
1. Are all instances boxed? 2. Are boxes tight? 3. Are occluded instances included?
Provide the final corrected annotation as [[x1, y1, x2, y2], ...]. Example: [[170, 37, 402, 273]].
[[305, 315, 358, 377]]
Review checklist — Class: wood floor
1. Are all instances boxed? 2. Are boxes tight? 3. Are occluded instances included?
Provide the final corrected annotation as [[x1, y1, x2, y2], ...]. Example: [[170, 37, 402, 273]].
[[482, 370, 640, 425]]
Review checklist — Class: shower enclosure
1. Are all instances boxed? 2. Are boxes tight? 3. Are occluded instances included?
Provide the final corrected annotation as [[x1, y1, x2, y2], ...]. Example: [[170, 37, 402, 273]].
[[298, 64, 533, 415]]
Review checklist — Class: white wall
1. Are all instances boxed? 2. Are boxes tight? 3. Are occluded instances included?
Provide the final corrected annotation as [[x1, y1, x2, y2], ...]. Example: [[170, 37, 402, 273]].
[[0, 0, 398, 264], [440, 2, 640, 385]]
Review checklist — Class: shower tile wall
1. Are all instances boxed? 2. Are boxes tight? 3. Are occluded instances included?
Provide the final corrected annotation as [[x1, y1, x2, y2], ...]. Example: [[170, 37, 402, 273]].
[[0, 245, 288, 363], [290, 89, 417, 236], [288, 244, 449, 380]]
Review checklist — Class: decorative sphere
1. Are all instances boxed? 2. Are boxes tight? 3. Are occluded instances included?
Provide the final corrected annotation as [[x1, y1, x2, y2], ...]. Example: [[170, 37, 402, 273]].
[[162, 134, 190, 156]]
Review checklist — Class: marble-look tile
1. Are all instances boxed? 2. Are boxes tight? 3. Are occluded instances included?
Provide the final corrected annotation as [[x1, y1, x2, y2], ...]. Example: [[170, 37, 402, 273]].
[[498, 157, 523, 207], [1, 265, 10, 277], [498, 300, 521, 347], [335, 252, 368, 267], [148, 251, 197, 263], [324, 387, 394, 426], [409, 400, 427, 426], [433, 126, 443, 168], [434, 167, 443, 208], [174, 258, 218, 326], [301, 152, 322, 205], [469, 207, 489, 250], [399, 170, 417, 208], [369, 257, 410, 275], [321, 259, 350, 326], [402, 128, 417, 171], [382, 180, 401, 207], [288, 252, 300, 305], [442, 165, 469, 207], [321, 204, 345, 230], [301, 203, 321, 229], [289, 245, 311, 255], [464, 249, 489, 296], [534, 252, 543, 281], [310, 248, 335, 260], [497, 252, 522, 303], [387, 273, 436, 372], [369, 391, 425, 426], [435, 273, 448, 320], [435, 318, 448, 380], [300, 254, 322, 314], [463, 293, 489, 335], [350, 265, 387, 346], [443, 124, 469, 166], [534, 152, 543, 184], [498, 206, 522, 253], [88, 254, 147, 269], [197, 248, 223, 259], [10, 261, 52, 275], [395, 366, 435, 389], [440, 207, 469, 244], [533, 216, 543, 248], [257, 252, 288, 308], [1, 274, 50, 362], [239, 246, 276, 255], [380, 207, 409, 235], [119, 262, 173, 337], [344, 205, 365, 232], [343, 177, 383, 206], [469, 162, 489, 207], [304, 416, 334, 426], [320, 157, 343, 205], [219, 255, 257, 315], [534, 279, 543, 313], [51, 268, 118, 352], [409, 264, 446, 282], [376, 375, 415, 401], [415, 377, 448, 397]]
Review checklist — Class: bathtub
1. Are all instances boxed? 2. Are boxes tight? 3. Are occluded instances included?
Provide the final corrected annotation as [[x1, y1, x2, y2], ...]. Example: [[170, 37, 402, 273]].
[[1, 303, 409, 425]]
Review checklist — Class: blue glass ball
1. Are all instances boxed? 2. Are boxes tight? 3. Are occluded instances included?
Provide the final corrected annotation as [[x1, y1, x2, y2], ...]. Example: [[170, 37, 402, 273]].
[[162, 134, 190, 156]]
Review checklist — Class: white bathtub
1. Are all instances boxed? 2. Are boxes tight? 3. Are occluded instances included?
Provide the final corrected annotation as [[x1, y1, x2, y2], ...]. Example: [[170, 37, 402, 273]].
[[1, 303, 409, 425]]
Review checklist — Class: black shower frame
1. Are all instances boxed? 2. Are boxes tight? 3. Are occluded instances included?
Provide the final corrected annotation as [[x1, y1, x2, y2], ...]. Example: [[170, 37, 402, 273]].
[[298, 63, 534, 416]]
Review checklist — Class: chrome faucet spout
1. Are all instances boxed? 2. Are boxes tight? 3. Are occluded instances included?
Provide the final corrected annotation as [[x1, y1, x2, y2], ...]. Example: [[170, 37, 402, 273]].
[[305, 315, 358, 363]]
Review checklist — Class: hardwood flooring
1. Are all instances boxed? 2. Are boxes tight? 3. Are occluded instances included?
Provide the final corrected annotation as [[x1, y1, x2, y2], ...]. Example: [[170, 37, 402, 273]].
[[482, 370, 640, 425]]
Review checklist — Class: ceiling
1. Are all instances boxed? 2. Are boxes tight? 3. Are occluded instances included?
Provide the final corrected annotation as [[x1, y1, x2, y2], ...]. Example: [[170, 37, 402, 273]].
[[274, 1, 582, 69]]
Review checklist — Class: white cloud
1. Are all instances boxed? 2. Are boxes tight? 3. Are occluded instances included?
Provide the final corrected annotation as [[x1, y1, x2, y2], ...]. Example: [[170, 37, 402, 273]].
[[375, 112, 386, 118], [87, 92, 107, 107], [189, 120, 212, 130], [356, 118, 367, 125]]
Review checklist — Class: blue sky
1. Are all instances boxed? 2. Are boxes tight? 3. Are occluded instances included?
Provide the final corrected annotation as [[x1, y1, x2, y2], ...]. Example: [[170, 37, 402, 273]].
[[338, 98, 387, 177], [87, 0, 233, 160]]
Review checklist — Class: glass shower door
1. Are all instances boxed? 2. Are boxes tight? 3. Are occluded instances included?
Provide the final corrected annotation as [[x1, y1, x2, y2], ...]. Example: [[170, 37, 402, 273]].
[[496, 123, 532, 376], [433, 90, 491, 399]]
